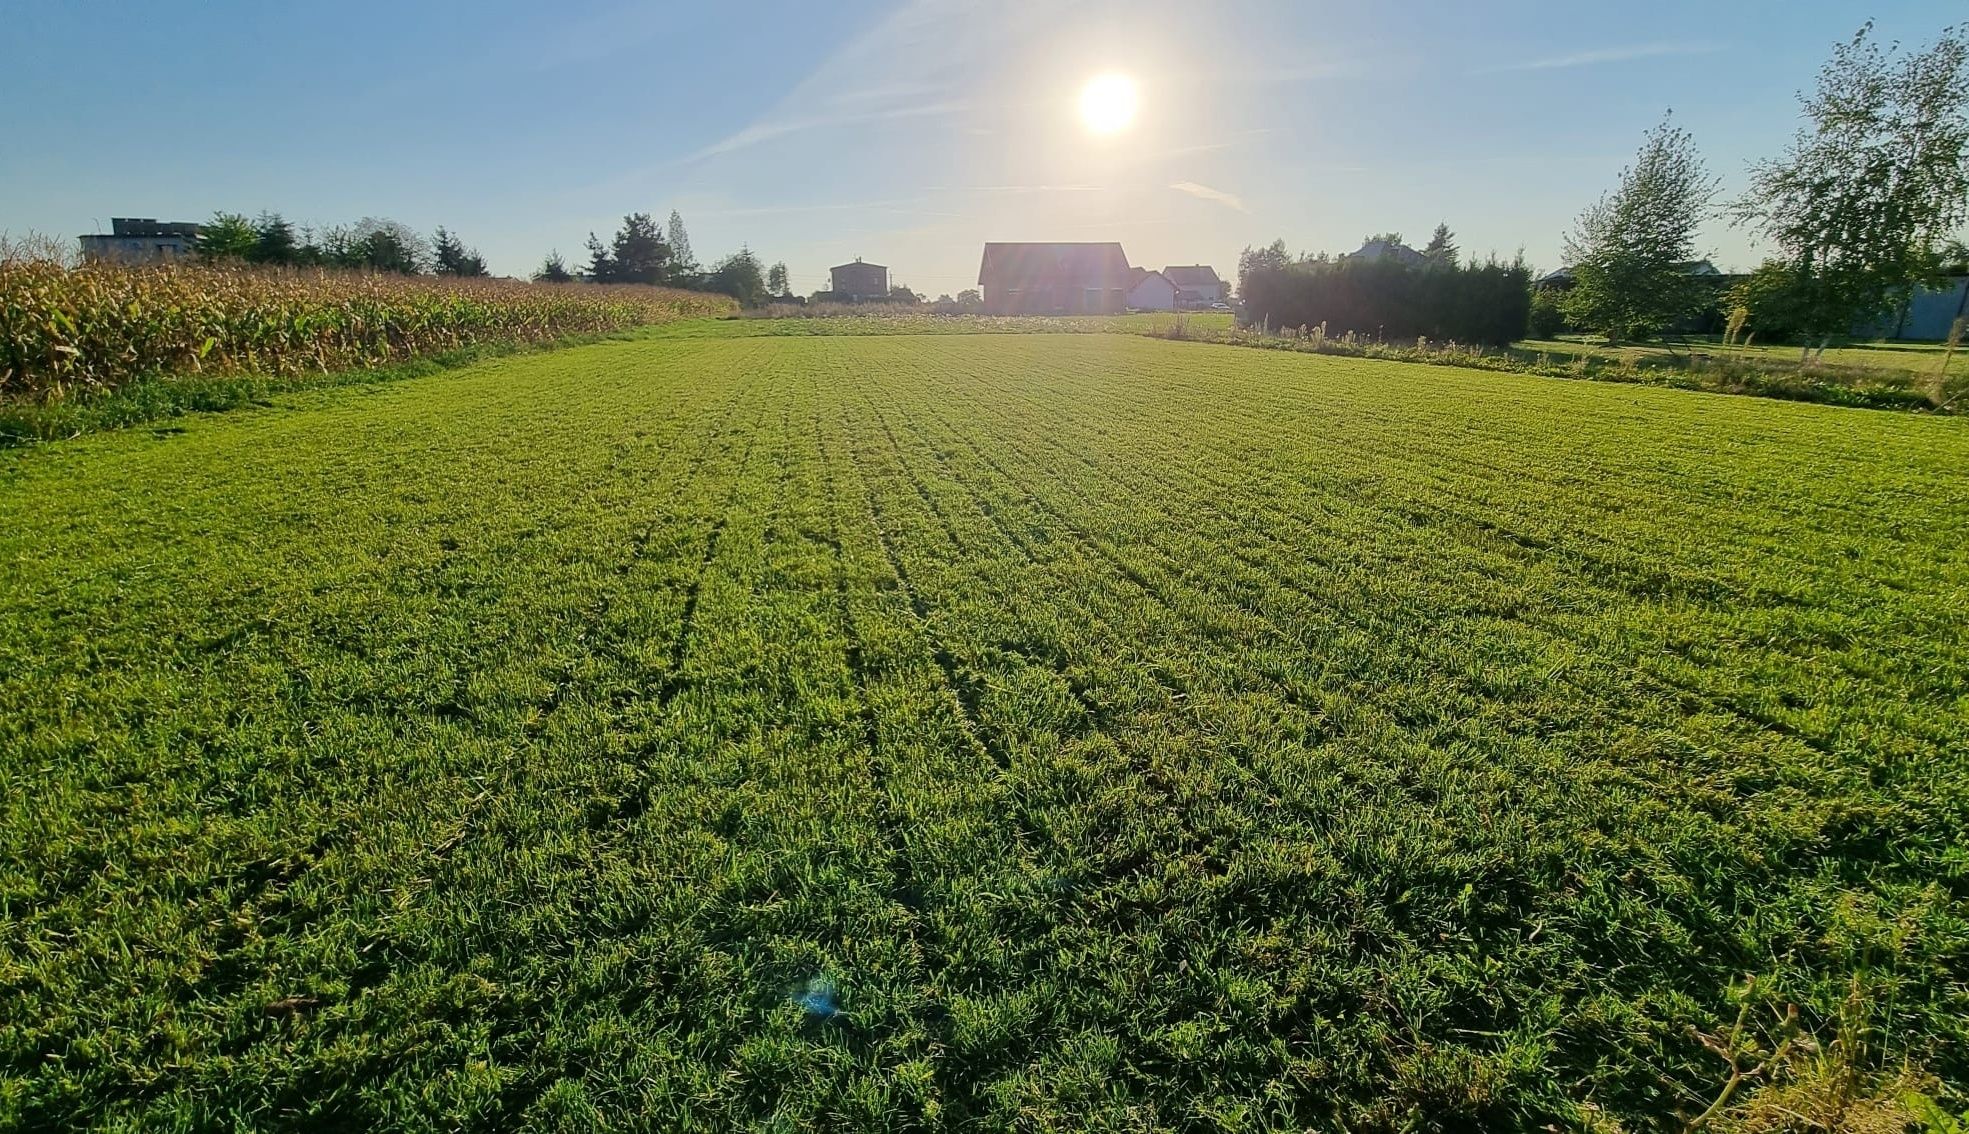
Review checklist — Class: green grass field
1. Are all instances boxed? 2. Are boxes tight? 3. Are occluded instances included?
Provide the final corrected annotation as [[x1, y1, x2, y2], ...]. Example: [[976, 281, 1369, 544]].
[[4, 331, 1967, 1130]]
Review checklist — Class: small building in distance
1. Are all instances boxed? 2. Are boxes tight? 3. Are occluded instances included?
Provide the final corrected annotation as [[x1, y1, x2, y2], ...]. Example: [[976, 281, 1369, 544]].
[[830, 258, 889, 301], [977, 242, 1132, 315], [1342, 238, 1426, 267], [1161, 264, 1225, 307], [1126, 267, 1178, 311], [79, 218, 203, 264]]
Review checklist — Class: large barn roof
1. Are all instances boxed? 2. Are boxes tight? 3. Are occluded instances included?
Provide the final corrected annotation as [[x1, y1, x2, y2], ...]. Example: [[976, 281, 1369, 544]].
[[978, 242, 1131, 286]]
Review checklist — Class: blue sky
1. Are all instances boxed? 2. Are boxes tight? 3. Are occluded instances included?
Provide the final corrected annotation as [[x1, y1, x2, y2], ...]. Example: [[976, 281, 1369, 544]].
[[3, 0, 1961, 292]]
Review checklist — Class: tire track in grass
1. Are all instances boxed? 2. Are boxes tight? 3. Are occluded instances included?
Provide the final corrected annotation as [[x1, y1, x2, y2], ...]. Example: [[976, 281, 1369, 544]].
[[862, 338, 1969, 1078], [836, 343, 1854, 1102], [934, 353, 1948, 789]]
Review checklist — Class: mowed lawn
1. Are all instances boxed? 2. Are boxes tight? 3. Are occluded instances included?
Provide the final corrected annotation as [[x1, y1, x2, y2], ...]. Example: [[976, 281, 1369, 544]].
[[3, 332, 1967, 1131]]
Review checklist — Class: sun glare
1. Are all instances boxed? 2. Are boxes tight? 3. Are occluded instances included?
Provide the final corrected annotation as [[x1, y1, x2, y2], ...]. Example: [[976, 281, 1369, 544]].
[[1078, 73, 1138, 136]]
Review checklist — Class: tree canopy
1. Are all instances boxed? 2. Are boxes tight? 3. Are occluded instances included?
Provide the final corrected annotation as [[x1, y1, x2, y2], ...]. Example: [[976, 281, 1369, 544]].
[[1733, 22, 1969, 348], [1562, 116, 1718, 342]]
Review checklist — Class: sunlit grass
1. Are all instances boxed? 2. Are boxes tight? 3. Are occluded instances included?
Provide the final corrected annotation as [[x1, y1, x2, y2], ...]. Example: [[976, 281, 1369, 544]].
[[3, 332, 1964, 1128]]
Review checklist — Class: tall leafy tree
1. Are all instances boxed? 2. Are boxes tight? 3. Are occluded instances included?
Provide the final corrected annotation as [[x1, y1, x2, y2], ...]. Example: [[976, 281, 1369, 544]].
[[534, 251, 574, 283], [1733, 22, 1969, 354], [1237, 239, 1291, 296], [704, 247, 767, 306], [1422, 222, 1458, 269], [766, 261, 789, 297], [1562, 115, 1718, 342], [431, 227, 488, 276], [197, 212, 258, 261], [667, 210, 697, 278]]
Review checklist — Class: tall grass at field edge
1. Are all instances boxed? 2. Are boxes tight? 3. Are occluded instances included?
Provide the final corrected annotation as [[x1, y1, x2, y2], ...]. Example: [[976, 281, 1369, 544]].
[[0, 328, 637, 446]]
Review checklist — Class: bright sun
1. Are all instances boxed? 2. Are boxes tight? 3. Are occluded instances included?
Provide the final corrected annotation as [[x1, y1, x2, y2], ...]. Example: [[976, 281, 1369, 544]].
[[1078, 73, 1139, 135]]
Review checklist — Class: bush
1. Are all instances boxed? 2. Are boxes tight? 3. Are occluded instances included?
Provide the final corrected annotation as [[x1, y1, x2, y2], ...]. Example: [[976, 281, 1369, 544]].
[[1527, 289, 1568, 338], [1239, 256, 1531, 345]]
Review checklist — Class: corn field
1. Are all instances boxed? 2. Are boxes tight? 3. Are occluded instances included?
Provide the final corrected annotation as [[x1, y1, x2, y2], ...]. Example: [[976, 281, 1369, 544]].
[[0, 250, 733, 401]]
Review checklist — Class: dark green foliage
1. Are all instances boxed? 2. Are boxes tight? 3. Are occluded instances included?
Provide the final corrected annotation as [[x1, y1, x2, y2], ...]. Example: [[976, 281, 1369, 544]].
[[1733, 22, 1969, 347], [1728, 261, 1816, 342], [196, 212, 258, 261], [886, 284, 922, 305], [1238, 246, 1532, 344], [2, 332, 1963, 1130], [766, 261, 789, 297], [431, 227, 489, 277], [1527, 288, 1567, 337], [1423, 222, 1459, 269], [327, 218, 427, 275], [250, 212, 300, 265], [586, 213, 672, 286], [1563, 116, 1718, 342], [702, 246, 768, 306], [534, 250, 573, 284]]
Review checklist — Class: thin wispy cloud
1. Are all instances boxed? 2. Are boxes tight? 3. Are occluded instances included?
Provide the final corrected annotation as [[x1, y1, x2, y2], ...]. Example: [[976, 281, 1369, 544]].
[[688, 101, 969, 162], [1169, 181, 1248, 213], [691, 198, 968, 220], [1485, 41, 1721, 73], [930, 184, 1106, 196]]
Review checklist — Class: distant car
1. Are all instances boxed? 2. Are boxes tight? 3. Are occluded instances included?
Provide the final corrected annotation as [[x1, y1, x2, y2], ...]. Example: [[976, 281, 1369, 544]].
[[1209, 302, 1231, 311]]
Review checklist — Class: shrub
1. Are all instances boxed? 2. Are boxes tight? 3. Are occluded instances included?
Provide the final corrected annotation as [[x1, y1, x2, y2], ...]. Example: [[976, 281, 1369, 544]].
[[1239, 255, 1532, 345], [1527, 289, 1568, 338]]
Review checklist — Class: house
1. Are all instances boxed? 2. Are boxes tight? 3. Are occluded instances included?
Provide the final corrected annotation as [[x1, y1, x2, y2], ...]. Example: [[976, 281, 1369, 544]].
[[977, 242, 1132, 314], [1126, 267, 1178, 311], [1343, 238, 1426, 267], [829, 258, 889, 301], [1535, 260, 1723, 291], [78, 218, 202, 264], [1161, 264, 1224, 306]]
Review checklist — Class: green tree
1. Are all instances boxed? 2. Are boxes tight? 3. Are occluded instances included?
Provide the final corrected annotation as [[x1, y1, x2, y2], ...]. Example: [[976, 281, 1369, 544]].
[[887, 284, 922, 305], [1422, 222, 1458, 269], [431, 227, 488, 276], [594, 213, 670, 285], [197, 212, 258, 261], [766, 261, 789, 297], [666, 211, 698, 281], [954, 288, 983, 312], [331, 218, 425, 274], [1562, 115, 1718, 342], [1237, 239, 1291, 299], [704, 247, 768, 306], [250, 213, 299, 265], [534, 251, 573, 283], [583, 232, 613, 282], [1733, 22, 1969, 355]]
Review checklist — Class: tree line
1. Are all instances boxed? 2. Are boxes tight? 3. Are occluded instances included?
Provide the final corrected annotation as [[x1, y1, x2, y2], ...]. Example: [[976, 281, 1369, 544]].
[[1236, 229, 1532, 346], [193, 208, 798, 308], [196, 213, 489, 277], [1236, 21, 1968, 352], [1557, 20, 1968, 352], [534, 210, 787, 307]]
